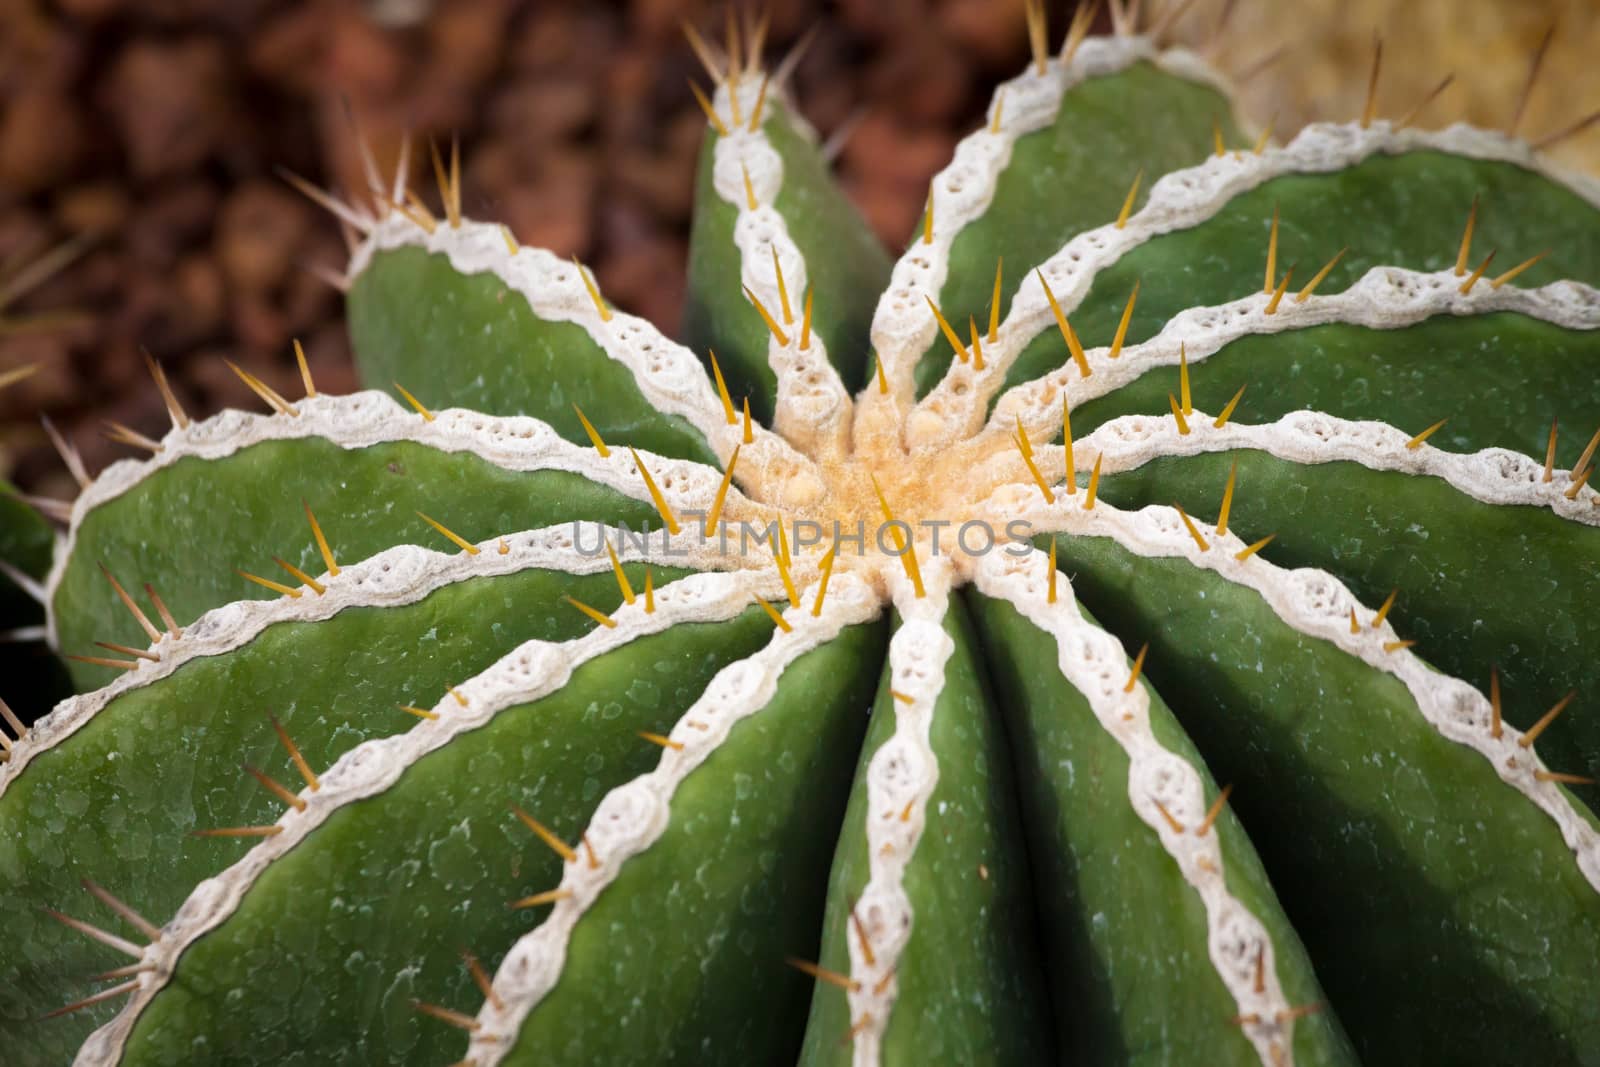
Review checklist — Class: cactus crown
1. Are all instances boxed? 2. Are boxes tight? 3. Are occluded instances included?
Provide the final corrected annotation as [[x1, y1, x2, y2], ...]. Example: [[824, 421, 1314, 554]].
[[4, 6, 1600, 1067]]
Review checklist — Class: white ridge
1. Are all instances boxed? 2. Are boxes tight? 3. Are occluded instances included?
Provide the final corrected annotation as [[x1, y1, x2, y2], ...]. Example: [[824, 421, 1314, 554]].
[[841, 565, 957, 1064], [708, 74, 854, 459]]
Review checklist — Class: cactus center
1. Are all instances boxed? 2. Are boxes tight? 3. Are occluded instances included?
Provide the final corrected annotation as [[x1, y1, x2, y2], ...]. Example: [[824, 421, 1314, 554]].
[[768, 429, 1023, 594]]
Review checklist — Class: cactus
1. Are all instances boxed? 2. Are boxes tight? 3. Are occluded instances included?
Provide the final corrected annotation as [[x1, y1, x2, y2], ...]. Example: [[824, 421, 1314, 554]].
[[0, 477, 65, 717], [4, 8, 1600, 1066]]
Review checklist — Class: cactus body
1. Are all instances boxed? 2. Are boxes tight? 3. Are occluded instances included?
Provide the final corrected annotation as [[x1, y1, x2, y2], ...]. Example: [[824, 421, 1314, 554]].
[[0, 483, 66, 724], [3, 19, 1599, 1067]]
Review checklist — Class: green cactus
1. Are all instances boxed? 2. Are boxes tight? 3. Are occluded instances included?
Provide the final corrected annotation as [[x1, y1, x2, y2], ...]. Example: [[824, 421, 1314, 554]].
[[1, 238, 95, 715], [5, 10, 1600, 1067]]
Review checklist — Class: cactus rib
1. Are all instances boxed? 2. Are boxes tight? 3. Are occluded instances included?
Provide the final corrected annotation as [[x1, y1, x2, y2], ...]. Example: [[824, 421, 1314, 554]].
[[465, 572, 880, 1061], [351, 219, 801, 468], [1065, 312, 1600, 463], [998, 494, 1600, 878], [1, 523, 716, 789], [75, 569, 781, 1064], [346, 226, 838, 510], [703, 76, 853, 455], [491, 615, 887, 1065], [987, 264, 1600, 451], [970, 547, 1308, 1064], [803, 592, 1060, 1065], [829, 579, 956, 1053], [48, 393, 743, 546], [965, 587, 1356, 1064], [1089, 452, 1600, 804], [686, 49, 892, 428]]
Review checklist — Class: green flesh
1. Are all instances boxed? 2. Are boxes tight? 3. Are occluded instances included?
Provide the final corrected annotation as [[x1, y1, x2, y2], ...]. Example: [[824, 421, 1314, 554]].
[[118, 611, 775, 1066], [1002, 151, 1600, 397], [0, 485, 69, 720], [0, 562, 681, 1061], [348, 245, 717, 465], [685, 101, 892, 422], [968, 590, 1355, 1066], [1051, 533, 1600, 1066], [916, 61, 1243, 395], [801, 602, 1053, 1066], [1069, 312, 1600, 466], [0, 483, 52, 589], [1096, 455, 1600, 804], [505, 620, 886, 1065], [52, 436, 659, 688]]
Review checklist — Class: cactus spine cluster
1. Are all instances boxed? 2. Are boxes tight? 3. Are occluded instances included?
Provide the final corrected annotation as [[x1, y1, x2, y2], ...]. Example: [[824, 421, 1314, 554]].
[[3, 5, 1600, 1066]]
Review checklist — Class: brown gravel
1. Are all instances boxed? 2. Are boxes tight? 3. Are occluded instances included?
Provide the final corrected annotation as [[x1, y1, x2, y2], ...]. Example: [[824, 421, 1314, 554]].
[[1, 0, 1594, 503]]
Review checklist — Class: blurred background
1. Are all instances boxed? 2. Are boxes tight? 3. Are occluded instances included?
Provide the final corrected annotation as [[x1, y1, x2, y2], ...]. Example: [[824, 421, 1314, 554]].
[[0, 0, 1596, 507]]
